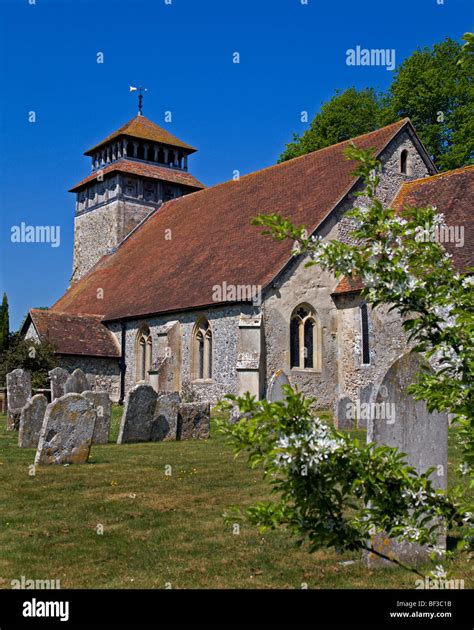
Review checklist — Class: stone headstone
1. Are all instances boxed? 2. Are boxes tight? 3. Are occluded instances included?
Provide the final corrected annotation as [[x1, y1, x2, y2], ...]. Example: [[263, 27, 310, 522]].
[[6, 369, 32, 431], [117, 383, 158, 444], [83, 391, 112, 445], [63, 368, 90, 395], [177, 402, 210, 440], [366, 353, 448, 567], [152, 392, 180, 441], [335, 395, 354, 430], [267, 369, 290, 402], [35, 393, 97, 465], [49, 367, 69, 401], [18, 394, 48, 448]]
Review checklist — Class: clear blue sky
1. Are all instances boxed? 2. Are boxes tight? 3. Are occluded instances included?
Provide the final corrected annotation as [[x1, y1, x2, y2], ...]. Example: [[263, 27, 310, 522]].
[[0, 0, 471, 330]]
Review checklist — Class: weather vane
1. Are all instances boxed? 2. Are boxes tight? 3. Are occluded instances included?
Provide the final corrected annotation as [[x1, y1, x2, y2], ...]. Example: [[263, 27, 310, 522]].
[[129, 85, 148, 116]]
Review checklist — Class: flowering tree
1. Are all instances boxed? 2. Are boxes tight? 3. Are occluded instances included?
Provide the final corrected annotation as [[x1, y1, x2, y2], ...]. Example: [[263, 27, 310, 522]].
[[217, 146, 473, 576]]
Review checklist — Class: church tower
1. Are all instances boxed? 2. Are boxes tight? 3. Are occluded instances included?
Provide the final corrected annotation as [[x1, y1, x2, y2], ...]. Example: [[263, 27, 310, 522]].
[[69, 113, 204, 283]]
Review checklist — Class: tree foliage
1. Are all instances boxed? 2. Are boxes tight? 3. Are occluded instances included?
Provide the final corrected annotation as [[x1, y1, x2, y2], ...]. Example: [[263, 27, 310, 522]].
[[0, 293, 9, 352], [0, 332, 57, 389], [279, 37, 473, 171]]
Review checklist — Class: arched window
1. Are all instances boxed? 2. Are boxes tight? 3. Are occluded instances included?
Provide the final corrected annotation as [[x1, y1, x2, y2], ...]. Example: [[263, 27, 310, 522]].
[[400, 149, 409, 175], [157, 147, 165, 164], [290, 305, 321, 371], [192, 318, 212, 380], [136, 325, 152, 382], [360, 303, 371, 365], [136, 143, 145, 161]]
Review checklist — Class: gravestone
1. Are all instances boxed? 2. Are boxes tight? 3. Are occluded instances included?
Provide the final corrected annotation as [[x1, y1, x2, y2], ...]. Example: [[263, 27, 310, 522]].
[[63, 368, 90, 395], [83, 391, 111, 445], [267, 370, 290, 402], [35, 393, 97, 465], [18, 394, 48, 448], [6, 369, 32, 431], [117, 383, 158, 444], [366, 353, 448, 567], [177, 402, 210, 440], [152, 392, 180, 441], [49, 367, 69, 401]]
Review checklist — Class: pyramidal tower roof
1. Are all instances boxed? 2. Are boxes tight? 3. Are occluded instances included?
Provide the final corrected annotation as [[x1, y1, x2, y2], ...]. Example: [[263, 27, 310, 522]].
[[84, 115, 197, 156]]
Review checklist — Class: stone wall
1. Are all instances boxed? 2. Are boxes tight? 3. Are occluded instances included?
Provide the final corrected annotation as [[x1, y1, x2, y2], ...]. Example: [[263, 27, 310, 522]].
[[118, 304, 260, 404], [72, 198, 155, 282], [58, 356, 121, 402]]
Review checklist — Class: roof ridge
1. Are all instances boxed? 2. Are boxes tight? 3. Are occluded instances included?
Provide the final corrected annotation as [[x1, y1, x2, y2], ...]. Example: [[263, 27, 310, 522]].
[[400, 163, 474, 191], [152, 118, 410, 207]]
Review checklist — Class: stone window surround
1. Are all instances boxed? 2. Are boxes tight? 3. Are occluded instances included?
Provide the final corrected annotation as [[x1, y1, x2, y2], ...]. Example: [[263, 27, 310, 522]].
[[289, 303, 322, 373], [360, 302, 371, 367], [135, 324, 152, 382], [191, 317, 213, 383]]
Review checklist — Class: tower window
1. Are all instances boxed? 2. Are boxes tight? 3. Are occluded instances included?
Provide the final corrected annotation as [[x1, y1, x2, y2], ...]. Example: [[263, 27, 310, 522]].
[[360, 303, 370, 365], [192, 318, 212, 380], [290, 304, 321, 371], [400, 149, 409, 175]]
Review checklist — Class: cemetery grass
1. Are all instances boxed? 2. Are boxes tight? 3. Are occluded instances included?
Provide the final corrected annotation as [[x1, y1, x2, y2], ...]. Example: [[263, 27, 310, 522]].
[[0, 408, 470, 590]]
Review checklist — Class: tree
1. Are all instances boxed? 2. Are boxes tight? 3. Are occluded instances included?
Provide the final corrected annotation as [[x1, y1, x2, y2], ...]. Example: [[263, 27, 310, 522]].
[[218, 146, 473, 576], [0, 293, 9, 351], [280, 37, 473, 171], [279, 88, 389, 162], [0, 333, 57, 389], [387, 38, 473, 171]]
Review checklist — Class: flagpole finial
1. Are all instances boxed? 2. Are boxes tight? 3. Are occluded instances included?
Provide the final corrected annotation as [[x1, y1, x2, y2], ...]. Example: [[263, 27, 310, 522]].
[[129, 85, 148, 116]]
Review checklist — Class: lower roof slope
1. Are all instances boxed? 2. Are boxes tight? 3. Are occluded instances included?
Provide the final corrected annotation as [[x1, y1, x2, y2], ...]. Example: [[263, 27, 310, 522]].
[[27, 310, 121, 357], [53, 119, 411, 321]]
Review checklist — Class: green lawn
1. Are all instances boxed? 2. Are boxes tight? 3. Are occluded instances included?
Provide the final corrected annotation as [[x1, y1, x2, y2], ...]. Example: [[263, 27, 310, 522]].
[[0, 408, 470, 589]]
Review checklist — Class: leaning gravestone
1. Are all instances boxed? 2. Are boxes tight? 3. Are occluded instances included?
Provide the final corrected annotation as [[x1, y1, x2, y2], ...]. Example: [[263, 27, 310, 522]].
[[151, 392, 180, 441], [49, 367, 69, 401], [35, 393, 97, 465], [18, 394, 48, 448], [63, 368, 90, 395], [117, 383, 158, 444], [83, 391, 112, 445], [267, 369, 290, 402], [177, 402, 210, 440], [6, 369, 32, 431], [366, 353, 448, 567]]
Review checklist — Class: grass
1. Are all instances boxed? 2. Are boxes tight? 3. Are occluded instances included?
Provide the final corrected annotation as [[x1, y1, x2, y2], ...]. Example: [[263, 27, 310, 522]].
[[0, 407, 471, 589]]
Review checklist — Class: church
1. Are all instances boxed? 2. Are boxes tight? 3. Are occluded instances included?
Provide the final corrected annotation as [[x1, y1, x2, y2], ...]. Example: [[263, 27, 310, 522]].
[[21, 109, 473, 423]]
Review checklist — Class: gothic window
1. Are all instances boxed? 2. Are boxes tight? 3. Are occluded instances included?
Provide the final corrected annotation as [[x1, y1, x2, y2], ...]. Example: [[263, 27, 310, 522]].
[[144, 181, 157, 202], [360, 303, 371, 365], [400, 149, 409, 175], [289, 305, 321, 371], [192, 318, 212, 380], [125, 177, 137, 197], [136, 325, 152, 382]]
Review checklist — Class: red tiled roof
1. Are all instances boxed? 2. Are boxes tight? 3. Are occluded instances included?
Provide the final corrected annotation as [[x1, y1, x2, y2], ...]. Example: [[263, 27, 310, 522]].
[[333, 277, 364, 295], [69, 159, 205, 192], [333, 165, 474, 295], [28, 310, 121, 358], [85, 115, 197, 155], [393, 165, 474, 272], [53, 119, 412, 321]]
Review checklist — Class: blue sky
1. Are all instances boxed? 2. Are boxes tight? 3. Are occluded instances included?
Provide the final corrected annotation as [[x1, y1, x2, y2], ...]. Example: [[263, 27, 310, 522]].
[[0, 0, 471, 329]]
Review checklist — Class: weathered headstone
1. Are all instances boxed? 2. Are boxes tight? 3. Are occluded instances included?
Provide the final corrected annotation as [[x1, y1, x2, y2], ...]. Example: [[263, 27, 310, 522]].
[[35, 393, 97, 465], [18, 394, 48, 448], [267, 369, 290, 402], [366, 353, 448, 567], [177, 402, 210, 440], [49, 367, 69, 401], [6, 369, 32, 431], [63, 368, 90, 395], [151, 392, 180, 441], [83, 391, 111, 445], [117, 383, 158, 444]]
